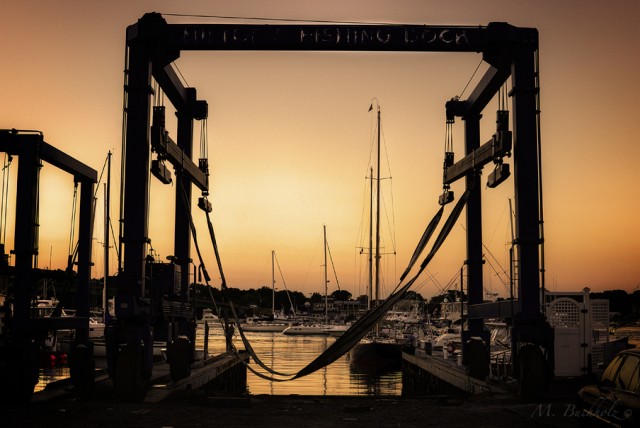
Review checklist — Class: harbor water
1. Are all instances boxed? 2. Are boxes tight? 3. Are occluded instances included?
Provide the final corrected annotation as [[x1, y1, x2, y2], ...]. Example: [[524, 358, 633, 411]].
[[37, 324, 639, 396], [198, 324, 403, 396], [36, 324, 403, 396]]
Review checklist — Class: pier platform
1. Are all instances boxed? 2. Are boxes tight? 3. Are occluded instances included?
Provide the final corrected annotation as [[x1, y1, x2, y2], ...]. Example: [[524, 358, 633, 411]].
[[402, 348, 516, 398], [31, 350, 249, 404]]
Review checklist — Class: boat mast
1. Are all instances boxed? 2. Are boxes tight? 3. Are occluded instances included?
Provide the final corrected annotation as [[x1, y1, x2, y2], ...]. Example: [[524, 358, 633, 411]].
[[368, 167, 373, 311], [271, 250, 275, 317], [323, 224, 328, 325], [374, 104, 381, 308]]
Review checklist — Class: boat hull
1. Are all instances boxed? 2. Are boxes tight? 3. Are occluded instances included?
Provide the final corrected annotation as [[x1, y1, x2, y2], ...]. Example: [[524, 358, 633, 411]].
[[282, 325, 329, 336], [350, 339, 403, 373], [241, 323, 288, 333]]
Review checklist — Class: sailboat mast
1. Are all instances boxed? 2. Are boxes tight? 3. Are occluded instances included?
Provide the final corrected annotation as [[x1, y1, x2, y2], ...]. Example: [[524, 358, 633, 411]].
[[271, 250, 275, 317], [323, 224, 328, 325], [374, 105, 381, 306], [368, 167, 373, 311]]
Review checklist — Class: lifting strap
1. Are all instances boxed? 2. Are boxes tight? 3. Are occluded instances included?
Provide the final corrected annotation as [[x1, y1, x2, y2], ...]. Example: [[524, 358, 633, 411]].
[[197, 185, 472, 381]]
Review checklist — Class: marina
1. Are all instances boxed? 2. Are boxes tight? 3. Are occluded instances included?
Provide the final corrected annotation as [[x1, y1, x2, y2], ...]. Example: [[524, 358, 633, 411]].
[[1, 5, 640, 428]]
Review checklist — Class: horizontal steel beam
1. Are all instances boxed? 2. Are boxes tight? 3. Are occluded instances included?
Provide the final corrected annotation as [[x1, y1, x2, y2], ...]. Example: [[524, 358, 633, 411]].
[[443, 130, 511, 184], [0, 130, 97, 182]]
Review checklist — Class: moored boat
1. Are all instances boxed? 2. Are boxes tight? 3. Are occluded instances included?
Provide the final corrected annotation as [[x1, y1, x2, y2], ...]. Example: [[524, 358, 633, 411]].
[[282, 324, 329, 336]]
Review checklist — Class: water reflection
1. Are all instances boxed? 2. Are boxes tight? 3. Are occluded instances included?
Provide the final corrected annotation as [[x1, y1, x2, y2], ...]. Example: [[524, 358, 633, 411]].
[[35, 367, 70, 393], [37, 325, 402, 396], [199, 325, 401, 396]]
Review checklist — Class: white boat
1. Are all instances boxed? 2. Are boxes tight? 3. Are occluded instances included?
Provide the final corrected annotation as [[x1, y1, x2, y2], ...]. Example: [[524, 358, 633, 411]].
[[241, 251, 297, 333], [242, 316, 290, 332], [283, 226, 336, 336], [197, 309, 219, 327], [322, 323, 351, 337]]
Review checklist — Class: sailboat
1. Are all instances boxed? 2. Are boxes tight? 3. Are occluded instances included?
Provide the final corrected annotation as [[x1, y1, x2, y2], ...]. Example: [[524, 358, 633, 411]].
[[350, 102, 403, 371], [283, 226, 331, 336], [242, 250, 293, 332]]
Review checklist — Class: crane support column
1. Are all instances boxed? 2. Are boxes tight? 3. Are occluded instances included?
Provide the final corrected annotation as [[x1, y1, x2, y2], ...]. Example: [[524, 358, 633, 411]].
[[510, 45, 554, 401], [175, 100, 195, 302], [462, 114, 490, 379]]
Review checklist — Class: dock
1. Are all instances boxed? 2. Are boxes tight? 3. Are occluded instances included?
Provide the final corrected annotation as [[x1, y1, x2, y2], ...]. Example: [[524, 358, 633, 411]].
[[402, 347, 516, 398], [32, 350, 249, 404]]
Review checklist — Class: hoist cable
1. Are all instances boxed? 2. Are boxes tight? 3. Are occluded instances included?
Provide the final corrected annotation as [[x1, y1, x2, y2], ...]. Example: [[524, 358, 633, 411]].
[[535, 48, 547, 305], [190, 173, 471, 381], [193, 190, 295, 378], [118, 44, 130, 273], [0, 154, 13, 245], [200, 119, 208, 160]]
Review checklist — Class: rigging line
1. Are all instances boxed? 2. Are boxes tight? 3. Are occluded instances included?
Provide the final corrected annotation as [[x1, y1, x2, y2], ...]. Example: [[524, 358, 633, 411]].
[[482, 252, 511, 294], [380, 189, 397, 253], [325, 239, 341, 291], [458, 222, 510, 294], [92, 154, 110, 200], [274, 252, 296, 313], [161, 12, 409, 26], [67, 182, 79, 262], [379, 125, 398, 254], [429, 279, 448, 297], [487, 200, 509, 246], [391, 184, 471, 298], [458, 58, 484, 99], [354, 175, 368, 252], [109, 218, 120, 261]]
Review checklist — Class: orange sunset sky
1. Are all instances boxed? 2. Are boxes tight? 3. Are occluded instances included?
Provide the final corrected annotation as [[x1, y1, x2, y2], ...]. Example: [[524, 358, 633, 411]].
[[1, 1, 639, 299]]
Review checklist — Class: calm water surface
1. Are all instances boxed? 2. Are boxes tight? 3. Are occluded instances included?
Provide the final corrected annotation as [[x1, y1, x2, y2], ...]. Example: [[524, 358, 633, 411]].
[[36, 325, 403, 396], [198, 325, 403, 396], [36, 325, 640, 395]]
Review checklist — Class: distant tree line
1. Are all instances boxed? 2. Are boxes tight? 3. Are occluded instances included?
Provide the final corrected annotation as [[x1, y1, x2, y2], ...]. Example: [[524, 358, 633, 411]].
[[13, 269, 639, 323]]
